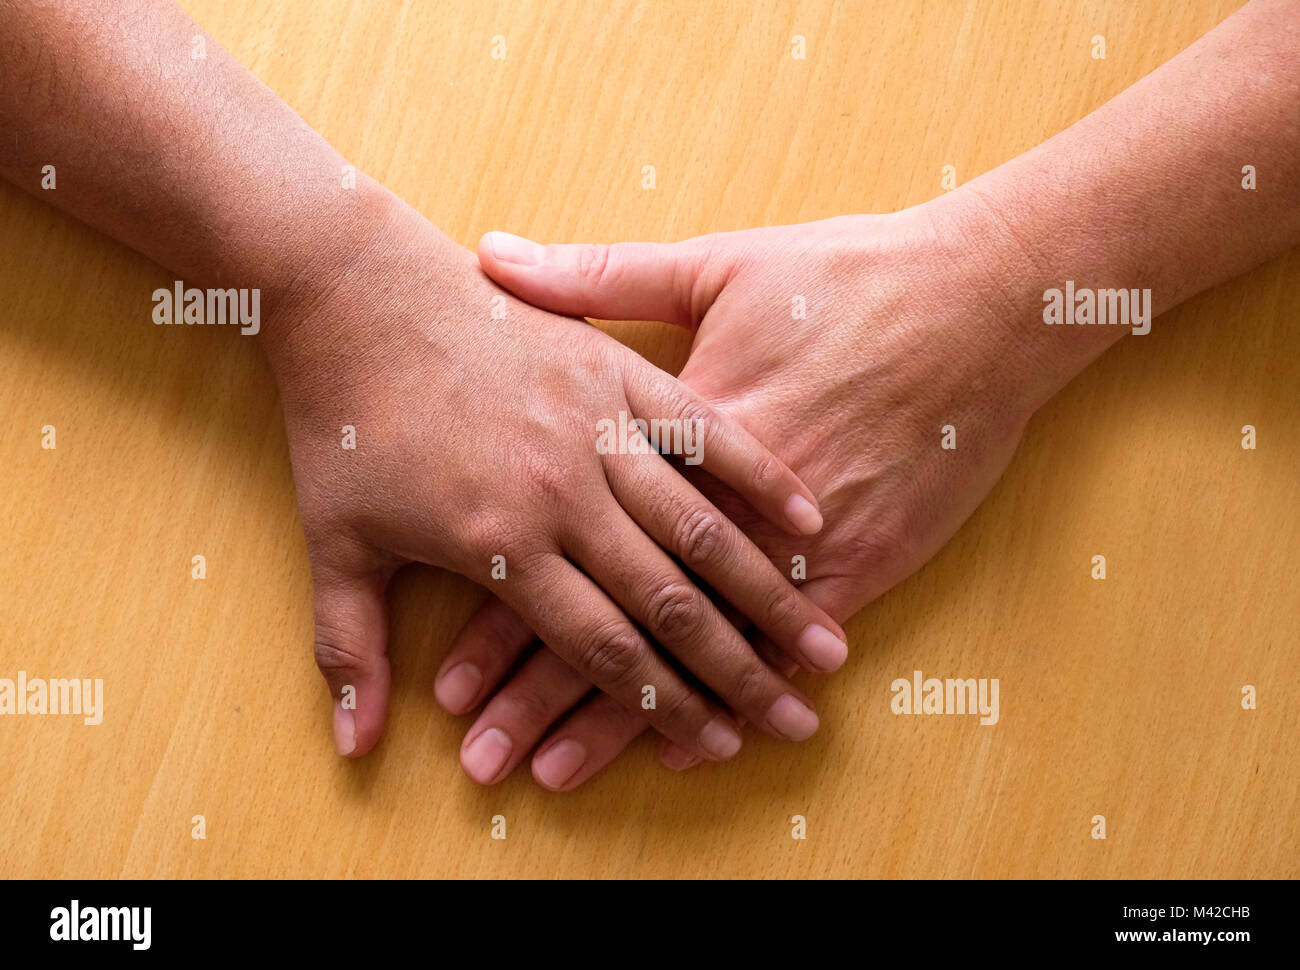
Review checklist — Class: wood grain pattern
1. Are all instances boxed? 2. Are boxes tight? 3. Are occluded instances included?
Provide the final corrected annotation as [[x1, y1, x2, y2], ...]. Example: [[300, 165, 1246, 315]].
[[1, 0, 1294, 879]]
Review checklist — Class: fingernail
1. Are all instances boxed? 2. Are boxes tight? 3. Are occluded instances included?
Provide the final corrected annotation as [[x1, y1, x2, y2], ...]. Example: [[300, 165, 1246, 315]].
[[766, 694, 819, 740], [784, 493, 823, 535], [533, 739, 587, 789], [662, 744, 701, 771], [333, 703, 356, 757], [797, 624, 849, 672], [462, 727, 513, 783], [435, 662, 483, 713], [488, 231, 543, 265], [697, 716, 743, 760]]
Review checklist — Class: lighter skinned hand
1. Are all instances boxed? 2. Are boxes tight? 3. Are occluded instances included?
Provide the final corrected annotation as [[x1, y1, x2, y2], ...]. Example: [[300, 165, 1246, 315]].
[[262, 190, 849, 773], [439, 198, 1042, 788]]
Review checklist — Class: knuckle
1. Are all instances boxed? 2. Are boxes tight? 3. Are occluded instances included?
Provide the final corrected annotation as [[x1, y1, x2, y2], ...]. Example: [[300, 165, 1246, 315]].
[[675, 396, 713, 431], [843, 510, 912, 573], [749, 452, 780, 492], [471, 514, 518, 558], [313, 637, 370, 676], [673, 397, 715, 455], [762, 584, 804, 633], [311, 586, 379, 682], [652, 686, 697, 729], [645, 581, 707, 644], [573, 623, 643, 685], [731, 661, 772, 711], [675, 506, 727, 571], [575, 243, 611, 285], [519, 449, 573, 503]]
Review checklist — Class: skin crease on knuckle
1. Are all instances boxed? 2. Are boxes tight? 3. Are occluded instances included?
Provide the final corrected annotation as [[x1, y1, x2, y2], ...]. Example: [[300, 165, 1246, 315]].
[[747, 450, 780, 494], [644, 581, 709, 646], [645, 683, 698, 736], [730, 661, 777, 716], [674, 505, 727, 573], [672, 395, 715, 438], [760, 582, 804, 637], [575, 243, 611, 287], [312, 636, 371, 680], [572, 622, 645, 689]]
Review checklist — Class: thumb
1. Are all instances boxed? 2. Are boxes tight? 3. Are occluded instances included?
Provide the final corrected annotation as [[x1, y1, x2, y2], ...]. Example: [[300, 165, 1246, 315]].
[[310, 567, 390, 758], [477, 231, 724, 328]]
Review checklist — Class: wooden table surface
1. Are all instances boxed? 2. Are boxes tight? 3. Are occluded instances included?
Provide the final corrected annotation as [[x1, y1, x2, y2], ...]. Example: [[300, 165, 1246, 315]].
[[2, 0, 1295, 879]]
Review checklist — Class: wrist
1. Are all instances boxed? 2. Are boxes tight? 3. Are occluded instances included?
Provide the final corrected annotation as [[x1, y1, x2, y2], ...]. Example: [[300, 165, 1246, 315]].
[[919, 185, 1132, 416], [255, 176, 416, 373]]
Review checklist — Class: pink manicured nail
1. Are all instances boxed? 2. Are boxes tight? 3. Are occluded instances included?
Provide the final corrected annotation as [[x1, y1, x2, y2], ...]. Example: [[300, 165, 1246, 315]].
[[333, 703, 356, 756], [435, 662, 483, 712], [533, 739, 587, 789], [488, 231, 543, 265], [697, 716, 743, 760], [797, 624, 848, 672], [766, 694, 819, 740], [462, 728, 513, 783], [784, 493, 823, 535]]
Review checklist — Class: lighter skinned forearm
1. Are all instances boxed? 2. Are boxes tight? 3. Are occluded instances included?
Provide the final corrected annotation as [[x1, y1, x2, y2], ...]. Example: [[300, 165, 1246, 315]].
[[936, 0, 1300, 409]]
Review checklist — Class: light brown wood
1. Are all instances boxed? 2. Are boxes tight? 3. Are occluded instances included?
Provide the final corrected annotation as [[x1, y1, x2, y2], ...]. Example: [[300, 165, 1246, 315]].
[[1, 0, 1295, 879]]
